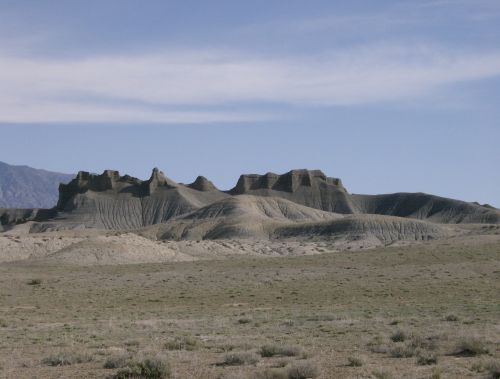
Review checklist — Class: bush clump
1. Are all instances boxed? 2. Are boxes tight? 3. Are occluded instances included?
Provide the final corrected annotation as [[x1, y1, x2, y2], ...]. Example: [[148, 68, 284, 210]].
[[485, 359, 500, 379], [103, 353, 130, 369], [164, 335, 199, 351], [42, 351, 93, 366], [445, 314, 459, 322], [286, 361, 319, 379], [390, 330, 408, 342], [113, 357, 170, 379], [251, 368, 288, 379], [260, 344, 303, 358], [372, 370, 393, 379], [453, 337, 489, 356], [347, 356, 363, 367], [389, 343, 415, 358], [223, 352, 260, 366], [408, 335, 438, 351], [416, 351, 438, 365]]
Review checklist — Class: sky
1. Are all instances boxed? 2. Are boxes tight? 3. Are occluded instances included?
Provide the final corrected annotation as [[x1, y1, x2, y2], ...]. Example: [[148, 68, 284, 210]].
[[0, 0, 499, 206]]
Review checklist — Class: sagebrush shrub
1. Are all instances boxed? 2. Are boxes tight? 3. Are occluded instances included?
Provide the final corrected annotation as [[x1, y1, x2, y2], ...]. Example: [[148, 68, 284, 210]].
[[223, 352, 260, 366]]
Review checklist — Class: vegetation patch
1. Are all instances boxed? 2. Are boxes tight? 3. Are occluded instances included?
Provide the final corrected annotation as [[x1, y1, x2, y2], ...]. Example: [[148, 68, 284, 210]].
[[286, 361, 319, 379], [251, 368, 288, 379], [416, 351, 438, 365], [390, 329, 408, 342], [389, 343, 415, 358], [223, 352, 260, 366], [112, 357, 170, 379], [260, 344, 303, 358], [453, 337, 489, 357], [42, 351, 93, 366], [103, 353, 130, 369], [485, 359, 500, 379], [164, 335, 199, 351], [347, 355, 363, 367]]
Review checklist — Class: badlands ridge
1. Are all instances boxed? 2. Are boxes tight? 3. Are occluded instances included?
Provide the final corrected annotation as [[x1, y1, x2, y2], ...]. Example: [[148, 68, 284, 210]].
[[0, 168, 498, 264]]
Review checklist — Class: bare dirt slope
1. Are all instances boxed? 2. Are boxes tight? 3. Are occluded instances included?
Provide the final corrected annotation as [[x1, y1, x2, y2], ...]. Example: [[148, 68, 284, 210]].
[[350, 192, 499, 224], [152, 195, 341, 240]]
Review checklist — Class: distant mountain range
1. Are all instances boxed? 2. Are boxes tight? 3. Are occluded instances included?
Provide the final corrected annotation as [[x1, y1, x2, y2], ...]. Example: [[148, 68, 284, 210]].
[[0, 161, 73, 208]]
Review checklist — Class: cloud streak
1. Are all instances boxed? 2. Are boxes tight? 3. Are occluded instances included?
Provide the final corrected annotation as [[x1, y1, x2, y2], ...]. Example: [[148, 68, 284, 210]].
[[1, 45, 500, 123]]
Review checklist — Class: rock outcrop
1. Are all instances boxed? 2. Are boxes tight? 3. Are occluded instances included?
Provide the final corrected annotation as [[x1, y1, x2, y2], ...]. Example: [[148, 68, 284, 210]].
[[1, 167, 498, 234], [53, 168, 229, 230], [187, 176, 219, 192], [0, 208, 57, 232], [230, 169, 355, 214]]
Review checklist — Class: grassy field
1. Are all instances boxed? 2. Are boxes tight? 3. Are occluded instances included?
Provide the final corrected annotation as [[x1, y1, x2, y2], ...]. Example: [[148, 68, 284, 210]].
[[0, 235, 499, 378]]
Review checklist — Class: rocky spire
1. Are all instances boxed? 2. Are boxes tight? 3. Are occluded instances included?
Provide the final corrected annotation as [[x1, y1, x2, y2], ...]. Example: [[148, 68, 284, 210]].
[[145, 168, 177, 194], [187, 176, 218, 192]]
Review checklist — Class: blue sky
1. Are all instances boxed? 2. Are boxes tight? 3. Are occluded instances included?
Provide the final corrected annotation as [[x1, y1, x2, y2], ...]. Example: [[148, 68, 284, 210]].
[[1, 0, 499, 205]]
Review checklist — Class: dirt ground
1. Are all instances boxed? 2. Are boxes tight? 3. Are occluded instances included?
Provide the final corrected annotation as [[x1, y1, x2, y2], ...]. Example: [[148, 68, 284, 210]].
[[0, 234, 499, 378]]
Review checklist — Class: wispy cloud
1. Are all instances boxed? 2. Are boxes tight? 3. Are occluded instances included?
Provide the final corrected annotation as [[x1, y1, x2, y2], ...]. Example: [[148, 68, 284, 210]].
[[1, 45, 500, 124], [262, 0, 499, 31]]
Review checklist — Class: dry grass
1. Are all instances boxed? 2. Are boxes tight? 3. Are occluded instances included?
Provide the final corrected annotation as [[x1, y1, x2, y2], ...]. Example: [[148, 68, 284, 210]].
[[112, 356, 170, 379], [163, 335, 199, 351], [42, 351, 93, 366], [389, 329, 408, 342], [346, 356, 363, 367], [223, 351, 260, 366], [259, 345, 303, 358], [416, 351, 438, 365], [453, 336, 489, 357], [0, 234, 498, 378], [286, 361, 320, 379], [485, 359, 500, 379]]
